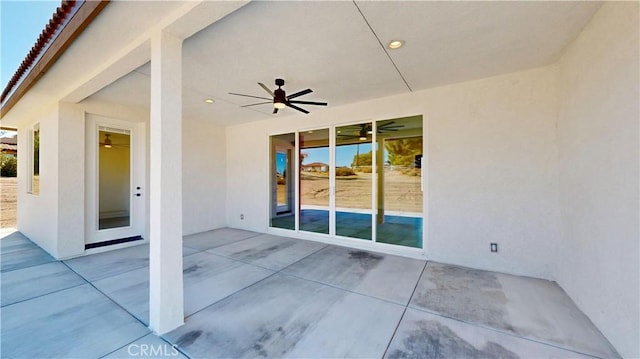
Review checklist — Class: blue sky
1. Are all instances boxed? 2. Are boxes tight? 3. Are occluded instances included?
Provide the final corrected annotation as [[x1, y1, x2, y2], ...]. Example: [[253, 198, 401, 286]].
[[1, 1, 59, 88], [1, 1, 58, 137], [276, 143, 376, 173], [304, 143, 374, 168]]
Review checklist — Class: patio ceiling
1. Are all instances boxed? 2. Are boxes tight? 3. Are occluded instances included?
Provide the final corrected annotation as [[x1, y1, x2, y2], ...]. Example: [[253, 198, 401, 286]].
[[85, 1, 601, 125]]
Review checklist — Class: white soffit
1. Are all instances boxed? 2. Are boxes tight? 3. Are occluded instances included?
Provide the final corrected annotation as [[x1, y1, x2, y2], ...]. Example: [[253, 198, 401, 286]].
[[85, 1, 602, 126], [356, 1, 603, 89]]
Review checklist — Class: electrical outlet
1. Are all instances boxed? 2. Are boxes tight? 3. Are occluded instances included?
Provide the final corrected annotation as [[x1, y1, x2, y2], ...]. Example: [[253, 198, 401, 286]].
[[490, 243, 498, 253], [240, 214, 244, 220]]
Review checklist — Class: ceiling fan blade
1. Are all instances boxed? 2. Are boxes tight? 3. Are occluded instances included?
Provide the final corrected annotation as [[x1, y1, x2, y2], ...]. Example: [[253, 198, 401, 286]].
[[241, 101, 272, 108], [273, 108, 278, 114], [285, 102, 309, 114], [287, 89, 312, 100], [340, 124, 368, 130], [378, 121, 396, 127], [288, 100, 328, 106], [228, 92, 272, 101], [258, 82, 274, 97]]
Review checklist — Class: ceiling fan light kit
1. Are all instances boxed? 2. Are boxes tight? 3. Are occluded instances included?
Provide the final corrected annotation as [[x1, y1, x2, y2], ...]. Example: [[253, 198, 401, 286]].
[[103, 133, 112, 148], [229, 78, 327, 115]]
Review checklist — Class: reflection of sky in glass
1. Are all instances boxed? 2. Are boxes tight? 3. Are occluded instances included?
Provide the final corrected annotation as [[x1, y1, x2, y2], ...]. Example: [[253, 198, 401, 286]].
[[276, 152, 287, 174], [303, 144, 378, 167], [302, 147, 329, 165]]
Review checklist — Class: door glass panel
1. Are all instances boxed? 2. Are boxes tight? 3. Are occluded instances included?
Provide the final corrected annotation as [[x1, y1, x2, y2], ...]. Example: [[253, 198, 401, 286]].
[[299, 129, 330, 234], [375, 116, 423, 247], [270, 133, 295, 229], [31, 125, 40, 195], [98, 129, 131, 230], [335, 123, 372, 240]]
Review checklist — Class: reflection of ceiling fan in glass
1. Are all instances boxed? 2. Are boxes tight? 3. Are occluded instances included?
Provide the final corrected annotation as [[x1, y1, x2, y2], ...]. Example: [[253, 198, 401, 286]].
[[338, 121, 404, 141], [99, 133, 129, 149]]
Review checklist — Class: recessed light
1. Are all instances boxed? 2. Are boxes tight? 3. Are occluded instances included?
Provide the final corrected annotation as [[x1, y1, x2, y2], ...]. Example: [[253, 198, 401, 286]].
[[204, 98, 215, 104], [388, 40, 404, 49]]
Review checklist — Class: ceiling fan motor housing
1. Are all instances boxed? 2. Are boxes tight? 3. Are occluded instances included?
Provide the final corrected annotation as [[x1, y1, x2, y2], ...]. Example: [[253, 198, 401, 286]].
[[274, 88, 286, 107], [274, 79, 286, 106]]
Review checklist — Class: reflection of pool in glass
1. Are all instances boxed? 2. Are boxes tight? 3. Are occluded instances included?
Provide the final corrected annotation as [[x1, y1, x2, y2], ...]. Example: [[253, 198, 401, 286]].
[[270, 209, 422, 248]]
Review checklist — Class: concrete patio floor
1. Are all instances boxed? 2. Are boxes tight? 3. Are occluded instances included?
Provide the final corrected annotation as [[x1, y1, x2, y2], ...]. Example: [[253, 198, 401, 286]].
[[1, 228, 619, 358]]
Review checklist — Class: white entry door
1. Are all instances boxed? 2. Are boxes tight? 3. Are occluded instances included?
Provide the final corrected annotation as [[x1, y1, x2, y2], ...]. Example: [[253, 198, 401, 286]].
[[86, 114, 145, 245]]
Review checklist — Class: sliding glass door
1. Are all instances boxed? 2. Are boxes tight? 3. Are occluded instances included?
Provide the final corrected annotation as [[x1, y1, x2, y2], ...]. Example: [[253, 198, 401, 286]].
[[375, 116, 423, 248], [270, 133, 295, 230], [298, 129, 330, 234], [269, 115, 423, 249], [335, 122, 373, 240]]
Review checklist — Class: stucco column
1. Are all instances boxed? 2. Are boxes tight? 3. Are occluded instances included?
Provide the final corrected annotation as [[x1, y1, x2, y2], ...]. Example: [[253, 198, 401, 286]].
[[149, 30, 184, 334]]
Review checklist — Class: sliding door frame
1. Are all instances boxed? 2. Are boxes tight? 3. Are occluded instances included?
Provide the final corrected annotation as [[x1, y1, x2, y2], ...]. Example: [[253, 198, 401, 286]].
[[267, 114, 427, 257]]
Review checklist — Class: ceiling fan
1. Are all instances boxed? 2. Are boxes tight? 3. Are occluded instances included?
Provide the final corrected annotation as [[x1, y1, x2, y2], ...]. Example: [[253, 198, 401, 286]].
[[229, 78, 327, 114], [338, 121, 405, 140], [99, 133, 129, 149]]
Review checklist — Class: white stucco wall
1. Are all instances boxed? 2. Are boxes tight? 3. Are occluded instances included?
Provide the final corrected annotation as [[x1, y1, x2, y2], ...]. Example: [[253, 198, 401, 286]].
[[57, 102, 86, 258], [226, 65, 561, 280], [14, 99, 152, 259], [182, 117, 227, 235], [556, 3, 639, 357], [424, 66, 562, 279], [16, 105, 60, 257]]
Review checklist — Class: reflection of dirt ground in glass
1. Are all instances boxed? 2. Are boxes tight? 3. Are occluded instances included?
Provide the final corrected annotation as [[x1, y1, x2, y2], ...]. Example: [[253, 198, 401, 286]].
[[32, 176, 40, 196], [277, 184, 287, 206], [300, 176, 330, 205], [336, 173, 372, 210], [299, 171, 422, 212]]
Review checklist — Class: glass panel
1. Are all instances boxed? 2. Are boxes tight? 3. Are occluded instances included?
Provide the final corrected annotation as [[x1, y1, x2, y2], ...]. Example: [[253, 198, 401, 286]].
[[335, 123, 372, 240], [299, 129, 330, 234], [98, 130, 131, 230], [375, 116, 423, 248], [32, 125, 40, 195], [270, 133, 295, 230]]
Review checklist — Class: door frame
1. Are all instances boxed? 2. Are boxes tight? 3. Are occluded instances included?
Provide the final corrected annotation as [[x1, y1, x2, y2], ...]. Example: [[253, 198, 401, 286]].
[[85, 114, 146, 245], [273, 148, 293, 214]]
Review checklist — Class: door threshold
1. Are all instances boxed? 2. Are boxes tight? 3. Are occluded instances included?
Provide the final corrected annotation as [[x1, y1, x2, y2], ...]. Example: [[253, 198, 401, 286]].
[[85, 235, 143, 250]]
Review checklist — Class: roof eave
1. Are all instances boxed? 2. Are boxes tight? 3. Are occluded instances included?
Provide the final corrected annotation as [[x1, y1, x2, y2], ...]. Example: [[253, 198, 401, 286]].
[[0, 1, 109, 120]]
